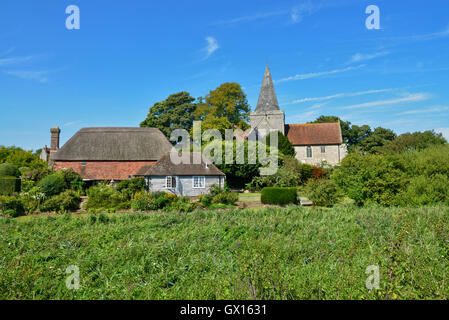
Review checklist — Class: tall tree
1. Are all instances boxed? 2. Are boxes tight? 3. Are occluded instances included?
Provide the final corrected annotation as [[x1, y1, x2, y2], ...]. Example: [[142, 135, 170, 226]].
[[380, 130, 447, 154], [140, 92, 197, 139], [195, 83, 250, 132]]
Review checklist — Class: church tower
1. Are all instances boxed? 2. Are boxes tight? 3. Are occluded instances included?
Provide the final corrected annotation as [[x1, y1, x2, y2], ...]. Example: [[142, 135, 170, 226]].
[[250, 64, 285, 136]]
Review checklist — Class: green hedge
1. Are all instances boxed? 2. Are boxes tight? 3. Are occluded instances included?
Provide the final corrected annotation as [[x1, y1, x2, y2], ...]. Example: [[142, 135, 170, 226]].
[[0, 176, 21, 195], [261, 187, 298, 205]]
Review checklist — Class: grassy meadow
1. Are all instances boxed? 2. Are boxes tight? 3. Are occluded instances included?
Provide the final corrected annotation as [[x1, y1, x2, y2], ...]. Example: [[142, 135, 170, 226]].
[[1, 205, 448, 300]]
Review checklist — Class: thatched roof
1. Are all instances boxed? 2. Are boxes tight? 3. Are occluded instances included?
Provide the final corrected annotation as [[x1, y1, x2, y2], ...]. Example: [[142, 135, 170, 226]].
[[53, 127, 173, 161], [141, 153, 225, 176], [285, 123, 343, 146]]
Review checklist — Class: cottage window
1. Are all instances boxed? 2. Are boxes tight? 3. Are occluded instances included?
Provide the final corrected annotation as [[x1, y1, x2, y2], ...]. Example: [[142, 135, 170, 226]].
[[166, 176, 176, 189], [321, 146, 326, 153], [306, 146, 312, 158], [193, 176, 205, 188]]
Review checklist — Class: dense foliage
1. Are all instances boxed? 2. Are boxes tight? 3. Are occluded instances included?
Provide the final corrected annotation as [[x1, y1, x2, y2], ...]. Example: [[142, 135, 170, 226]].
[[0, 177, 21, 196], [261, 187, 298, 205], [303, 179, 342, 207]]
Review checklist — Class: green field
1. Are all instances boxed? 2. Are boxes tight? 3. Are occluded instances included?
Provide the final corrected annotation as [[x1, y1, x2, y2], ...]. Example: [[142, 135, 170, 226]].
[[1, 205, 448, 299]]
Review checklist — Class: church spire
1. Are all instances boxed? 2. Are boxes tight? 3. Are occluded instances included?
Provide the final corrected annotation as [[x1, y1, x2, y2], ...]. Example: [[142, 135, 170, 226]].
[[255, 64, 280, 112]]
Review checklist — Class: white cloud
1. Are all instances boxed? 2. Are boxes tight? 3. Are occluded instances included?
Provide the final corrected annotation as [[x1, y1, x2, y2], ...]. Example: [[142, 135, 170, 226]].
[[396, 106, 449, 115], [340, 93, 430, 110], [5, 70, 49, 83], [275, 64, 366, 83], [347, 51, 389, 64], [284, 88, 395, 105], [203, 37, 219, 60], [436, 127, 449, 140], [0, 56, 33, 66], [216, 10, 285, 25]]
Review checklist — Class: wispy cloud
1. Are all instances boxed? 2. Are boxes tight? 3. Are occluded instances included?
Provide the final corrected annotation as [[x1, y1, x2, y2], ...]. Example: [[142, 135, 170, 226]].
[[290, 1, 318, 24], [0, 56, 33, 66], [5, 70, 50, 83], [340, 93, 430, 110], [396, 106, 449, 115], [284, 88, 395, 105], [216, 10, 286, 25], [275, 64, 366, 83], [347, 51, 389, 64], [379, 24, 449, 46], [202, 36, 219, 60]]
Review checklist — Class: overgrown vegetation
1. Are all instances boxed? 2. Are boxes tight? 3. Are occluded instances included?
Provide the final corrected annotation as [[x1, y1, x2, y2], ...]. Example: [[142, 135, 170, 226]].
[[261, 187, 298, 205], [1, 206, 448, 299]]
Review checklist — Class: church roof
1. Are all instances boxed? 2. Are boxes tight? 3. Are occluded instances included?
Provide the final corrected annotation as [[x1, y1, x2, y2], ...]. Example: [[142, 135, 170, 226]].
[[285, 123, 343, 146], [52, 127, 173, 161], [255, 65, 280, 112]]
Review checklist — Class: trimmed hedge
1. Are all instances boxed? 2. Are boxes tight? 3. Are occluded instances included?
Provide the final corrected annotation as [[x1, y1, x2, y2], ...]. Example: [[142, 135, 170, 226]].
[[0, 176, 21, 195], [0, 195, 25, 217], [261, 187, 298, 205], [0, 163, 20, 177]]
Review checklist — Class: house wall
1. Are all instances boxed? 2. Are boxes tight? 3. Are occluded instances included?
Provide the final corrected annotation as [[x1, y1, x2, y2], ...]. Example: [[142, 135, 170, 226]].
[[147, 175, 224, 197], [54, 161, 156, 181], [293, 144, 347, 166]]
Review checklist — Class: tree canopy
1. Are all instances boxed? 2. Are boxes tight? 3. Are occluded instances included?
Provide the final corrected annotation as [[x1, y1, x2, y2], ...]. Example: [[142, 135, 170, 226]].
[[140, 92, 198, 139]]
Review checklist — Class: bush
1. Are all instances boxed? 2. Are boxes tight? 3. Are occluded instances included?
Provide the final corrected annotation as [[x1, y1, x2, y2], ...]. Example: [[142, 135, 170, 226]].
[[0, 195, 25, 217], [0, 163, 20, 177], [59, 168, 85, 192], [261, 187, 298, 205], [40, 190, 81, 213], [212, 192, 238, 205], [303, 179, 342, 207], [116, 178, 146, 200], [38, 173, 67, 197], [86, 185, 130, 210], [131, 191, 176, 211], [0, 176, 21, 195], [396, 174, 449, 206]]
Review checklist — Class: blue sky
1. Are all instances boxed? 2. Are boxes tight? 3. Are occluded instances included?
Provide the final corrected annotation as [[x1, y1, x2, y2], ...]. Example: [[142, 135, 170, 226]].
[[1, 0, 448, 150]]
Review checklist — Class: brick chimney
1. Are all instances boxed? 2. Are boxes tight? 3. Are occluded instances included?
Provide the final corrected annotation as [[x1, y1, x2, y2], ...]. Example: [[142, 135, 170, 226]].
[[50, 126, 61, 150]]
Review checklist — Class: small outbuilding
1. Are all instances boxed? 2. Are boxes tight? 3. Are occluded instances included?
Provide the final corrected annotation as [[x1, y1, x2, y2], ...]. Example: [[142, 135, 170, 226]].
[[135, 152, 226, 197]]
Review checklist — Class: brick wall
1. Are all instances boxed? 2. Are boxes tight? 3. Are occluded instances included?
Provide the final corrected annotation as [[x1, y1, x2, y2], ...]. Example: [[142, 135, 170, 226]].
[[54, 161, 156, 181]]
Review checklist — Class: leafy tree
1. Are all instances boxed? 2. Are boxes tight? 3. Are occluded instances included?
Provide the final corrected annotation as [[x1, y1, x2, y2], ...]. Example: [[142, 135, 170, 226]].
[[0, 163, 20, 177], [359, 127, 396, 154], [195, 83, 250, 132], [266, 131, 295, 157], [0, 146, 47, 169], [140, 92, 197, 139], [380, 130, 447, 154]]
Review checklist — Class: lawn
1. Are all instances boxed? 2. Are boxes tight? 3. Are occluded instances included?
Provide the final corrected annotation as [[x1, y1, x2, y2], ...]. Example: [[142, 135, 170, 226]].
[[1, 205, 448, 299], [238, 192, 261, 203]]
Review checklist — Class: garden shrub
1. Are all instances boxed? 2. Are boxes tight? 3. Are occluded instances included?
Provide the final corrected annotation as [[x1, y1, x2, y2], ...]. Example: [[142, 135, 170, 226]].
[[261, 187, 298, 205], [131, 191, 176, 211], [86, 185, 130, 210], [212, 192, 238, 205], [38, 173, 67, 197], [0, 163, 20, 177], [58, 168, 85, 192], [116, 178, 146, 200], [396, 174, 449, 206], [40, 190, 81, 213], [0, 195, 25, 217], [303, 179, 342, 207], [0, 176, 21, 195]]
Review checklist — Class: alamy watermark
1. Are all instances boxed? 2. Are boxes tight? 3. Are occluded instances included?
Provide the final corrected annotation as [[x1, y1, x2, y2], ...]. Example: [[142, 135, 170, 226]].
[[65, 265, 80, 290], [365, 5, 380, 30], [66, 5, 80, 30], [365, 265, 380, 291]]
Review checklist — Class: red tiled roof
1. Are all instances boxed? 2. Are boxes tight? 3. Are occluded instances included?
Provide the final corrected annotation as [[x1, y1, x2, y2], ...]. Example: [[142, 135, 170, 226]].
[[285, 123, 342, 146]]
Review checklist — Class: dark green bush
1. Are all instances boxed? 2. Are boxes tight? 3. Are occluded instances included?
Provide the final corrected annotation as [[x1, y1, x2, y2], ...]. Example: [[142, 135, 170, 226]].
[[58, 168, 84, 192], [116, 178, 146, 200], [303, 179, 342, 207], [0, 176, 21, 195], [261, 187, 298, 205], [40, 190, 81, 213], [38, 173, 67, 197], [0, 163, 20, 177], [86, 185, 130, 210], [131, 191, 176, 211], [0, 195, 25, 217], [396, 174, 449, 206]]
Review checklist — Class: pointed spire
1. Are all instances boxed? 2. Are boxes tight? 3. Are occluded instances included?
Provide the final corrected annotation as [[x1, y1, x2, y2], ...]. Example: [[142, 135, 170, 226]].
[[255, 64, 280, 112]]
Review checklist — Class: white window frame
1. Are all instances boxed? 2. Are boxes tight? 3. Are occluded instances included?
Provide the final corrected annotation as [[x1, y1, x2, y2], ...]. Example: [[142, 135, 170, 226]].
[[165, 176, 175, 189], [192, 176, 205, 189], [321, 146, 326, 153]]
